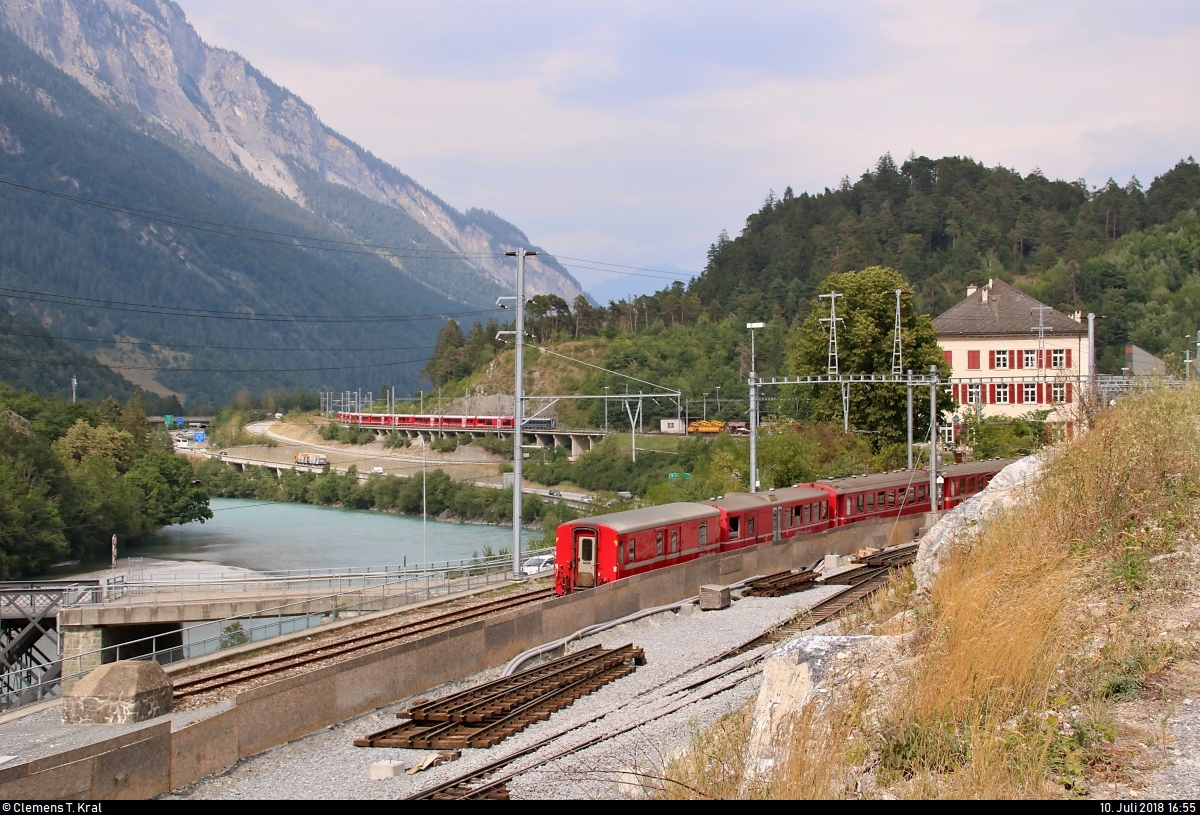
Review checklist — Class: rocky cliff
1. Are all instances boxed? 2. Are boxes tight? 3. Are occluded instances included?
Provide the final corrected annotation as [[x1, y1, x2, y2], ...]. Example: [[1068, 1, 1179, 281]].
[[0, 0, 581, 299]]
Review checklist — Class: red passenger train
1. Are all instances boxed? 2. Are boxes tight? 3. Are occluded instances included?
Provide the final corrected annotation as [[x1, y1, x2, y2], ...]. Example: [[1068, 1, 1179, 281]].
[[553, 458, 1018, 595], [335, 412, 556, 431]]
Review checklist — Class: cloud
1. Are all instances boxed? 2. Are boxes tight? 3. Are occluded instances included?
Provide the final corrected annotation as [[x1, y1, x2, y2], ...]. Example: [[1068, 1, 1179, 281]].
[[183, 0, 1200, 282]]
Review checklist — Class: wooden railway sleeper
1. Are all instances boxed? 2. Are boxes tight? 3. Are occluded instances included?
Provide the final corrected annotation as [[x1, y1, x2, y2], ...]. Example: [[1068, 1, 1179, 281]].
[[404, 645, 615, 720], [407, 645, 641, 723], [463, 662, 636, 747]]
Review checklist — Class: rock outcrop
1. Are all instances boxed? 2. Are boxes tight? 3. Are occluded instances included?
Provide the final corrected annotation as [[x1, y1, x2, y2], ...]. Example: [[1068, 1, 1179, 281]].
[[913, 453, 1047, 592]]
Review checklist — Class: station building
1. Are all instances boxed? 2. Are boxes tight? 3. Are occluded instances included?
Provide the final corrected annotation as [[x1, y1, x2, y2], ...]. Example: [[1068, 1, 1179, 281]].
[[933, 278, 1092, 437]]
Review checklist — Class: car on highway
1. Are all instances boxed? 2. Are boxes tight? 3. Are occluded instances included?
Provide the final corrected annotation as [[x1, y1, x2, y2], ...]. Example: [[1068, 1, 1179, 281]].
[[371, 466, 385, 474], [521, 553, 555, 576], [547, 489, 562, 498]]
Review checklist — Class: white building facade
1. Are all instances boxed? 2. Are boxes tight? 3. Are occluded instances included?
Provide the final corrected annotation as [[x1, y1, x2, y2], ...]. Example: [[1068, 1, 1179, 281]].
[[933, 278, 1092, 435]]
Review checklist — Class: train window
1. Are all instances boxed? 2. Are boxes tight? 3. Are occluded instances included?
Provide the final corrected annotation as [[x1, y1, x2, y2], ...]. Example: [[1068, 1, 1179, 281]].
[[670, 529, 678, 553], [898, 487, 906, 506], [878, 491, 886, 509], [917, 485, 926, 501], [866, 493, 874, 512], [747, 516, 755, 538], [856, 494, 864, 513], [627, 538, 635, 563], [618, 539, 624, 566], [845, 497, 853, 515], [784, 507, 792, 527], [656, 531, 664, 556], [804, 504, 811, 524], [981, 476, 990, 488], [888, 490, 896, 508], [699, 523, 708, 546], [967, 476, 974, 493], [729, 517, 740, 538]]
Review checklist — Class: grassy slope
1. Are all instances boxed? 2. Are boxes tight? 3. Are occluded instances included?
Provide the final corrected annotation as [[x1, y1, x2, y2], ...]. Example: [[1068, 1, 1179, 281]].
[[659, 385, 1200, 798]]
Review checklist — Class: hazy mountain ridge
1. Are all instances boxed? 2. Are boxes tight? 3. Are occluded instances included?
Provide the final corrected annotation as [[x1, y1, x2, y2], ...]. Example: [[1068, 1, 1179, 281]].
[[0, 23, 482, 404], [0, 0, 581, 299]]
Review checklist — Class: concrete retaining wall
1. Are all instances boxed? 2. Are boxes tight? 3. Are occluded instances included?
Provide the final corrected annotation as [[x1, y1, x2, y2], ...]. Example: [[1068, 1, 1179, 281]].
[[0, 515, 925, 799]]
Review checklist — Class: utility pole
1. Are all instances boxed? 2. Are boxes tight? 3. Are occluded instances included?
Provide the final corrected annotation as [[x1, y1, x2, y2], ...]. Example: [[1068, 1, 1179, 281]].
[[929, 365, 939, 511], [502, 248, 536, 578], [604, 386, 609, 433], [71, 375, 77, 404], [702, 392, 708, 421], [747, 322, 764, 493], [907, 369, 914, 469], [820, 292, 849, 431], [624, 397, 641, 463], [715, 386, 721, 411], [891, 289, 907, 377]]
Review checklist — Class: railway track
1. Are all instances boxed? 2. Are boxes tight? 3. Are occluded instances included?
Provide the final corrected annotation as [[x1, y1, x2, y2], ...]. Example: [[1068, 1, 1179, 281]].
[[171, 587, 554, 700], [406, 550, 914, 800], [357, 644, 645, 750]]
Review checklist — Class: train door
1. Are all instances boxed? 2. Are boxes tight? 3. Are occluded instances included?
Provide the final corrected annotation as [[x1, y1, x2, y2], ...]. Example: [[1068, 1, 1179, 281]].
[[575, 529, 597, 588], [772, 507, 782, 540]]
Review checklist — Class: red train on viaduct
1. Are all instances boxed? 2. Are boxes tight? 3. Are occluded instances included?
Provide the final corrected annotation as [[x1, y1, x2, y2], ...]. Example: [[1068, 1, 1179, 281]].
[[553, 458, 1016, 595]]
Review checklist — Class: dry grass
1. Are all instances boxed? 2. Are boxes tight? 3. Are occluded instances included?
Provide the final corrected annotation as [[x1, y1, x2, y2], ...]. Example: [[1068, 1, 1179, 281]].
[[650, 385, 1200, 799]]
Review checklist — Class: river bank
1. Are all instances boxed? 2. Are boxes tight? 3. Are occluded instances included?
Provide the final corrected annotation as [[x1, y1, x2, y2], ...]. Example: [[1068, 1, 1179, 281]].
[[193, 457, 573, 542]]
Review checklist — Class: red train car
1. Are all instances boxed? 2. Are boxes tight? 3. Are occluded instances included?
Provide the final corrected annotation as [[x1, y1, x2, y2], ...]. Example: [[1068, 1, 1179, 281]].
[[335, 412, 520, 430], [704, 487, 834, 550], [553, 458, 1020, 595], [554, 503, 721, 594]]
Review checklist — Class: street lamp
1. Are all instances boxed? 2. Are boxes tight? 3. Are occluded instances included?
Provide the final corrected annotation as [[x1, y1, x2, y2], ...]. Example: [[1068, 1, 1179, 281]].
[[703, 392, 708, 421], [604, 386, 609, 433], [746, 322, 765, 493], [715, 385, 720, 412]]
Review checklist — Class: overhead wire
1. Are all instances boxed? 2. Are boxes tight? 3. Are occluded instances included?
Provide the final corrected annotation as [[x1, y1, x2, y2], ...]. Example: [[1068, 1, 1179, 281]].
[[0, 177, 702, 287], [0, 179, 503, 259], [0, 354, 432, 373], [0, 329, 439, 354], [0, 285, 501, 323]]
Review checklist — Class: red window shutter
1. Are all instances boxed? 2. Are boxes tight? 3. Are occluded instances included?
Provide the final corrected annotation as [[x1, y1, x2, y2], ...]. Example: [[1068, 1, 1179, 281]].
[[968, 350, 981, 370], [1014, 383, 1023, 404], [989, 384, 997, 403], [988, 350, 995, 369], [1037, 383, 1044, 403], [1066, 383, 1073, 403], [943, 350, 952, 365], [1015, 351, 1023, 369], [1009, 350, 1016, 368], [1065, 348, 1072, 368]]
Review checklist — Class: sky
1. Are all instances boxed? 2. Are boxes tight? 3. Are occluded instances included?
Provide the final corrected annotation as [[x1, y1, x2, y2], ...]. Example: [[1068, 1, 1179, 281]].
[[182, 0, 1200, 295]]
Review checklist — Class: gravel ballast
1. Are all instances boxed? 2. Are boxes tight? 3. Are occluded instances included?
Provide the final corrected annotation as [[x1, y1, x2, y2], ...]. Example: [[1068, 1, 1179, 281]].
[[165, 584, 850, 800]]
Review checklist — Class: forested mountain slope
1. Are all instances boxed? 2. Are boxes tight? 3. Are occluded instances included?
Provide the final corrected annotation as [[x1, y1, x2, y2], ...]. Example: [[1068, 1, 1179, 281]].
[[0, 0, 579, 300], [691, 154, 1200, 373], [0, 25, 491, 404]]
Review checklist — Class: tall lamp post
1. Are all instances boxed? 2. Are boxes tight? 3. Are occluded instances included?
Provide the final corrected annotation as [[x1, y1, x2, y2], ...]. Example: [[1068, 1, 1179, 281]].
[[715, 385, 720, 412], [500, 248, 537, 578], [747, 322, 765, 492]]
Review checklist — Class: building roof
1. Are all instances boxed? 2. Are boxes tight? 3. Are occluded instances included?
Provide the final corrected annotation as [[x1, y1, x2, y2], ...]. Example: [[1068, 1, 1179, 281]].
[[703, 486, 828, 512], [571, 503, 720, 534], [932, 278, 1085, 337]]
